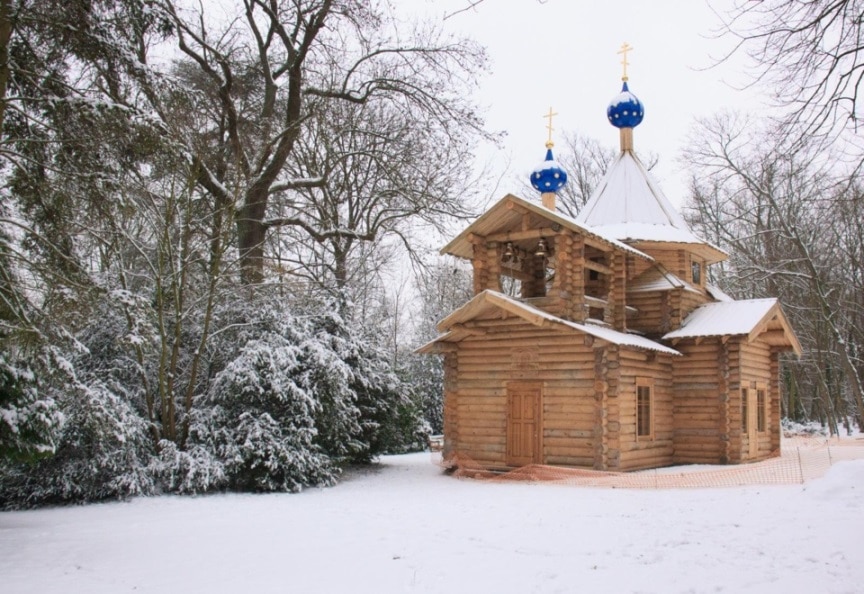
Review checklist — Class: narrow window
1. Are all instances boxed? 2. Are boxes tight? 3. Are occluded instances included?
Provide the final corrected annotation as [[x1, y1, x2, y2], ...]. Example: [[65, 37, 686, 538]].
[[741, 388, 748, 432], [757, 389, 766, 432], [691, 261, 702, 285], [637, 384, 652, 438]]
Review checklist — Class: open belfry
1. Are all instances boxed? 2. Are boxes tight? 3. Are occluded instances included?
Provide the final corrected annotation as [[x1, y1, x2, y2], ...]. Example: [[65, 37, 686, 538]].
[[417, 45, 802, 471]]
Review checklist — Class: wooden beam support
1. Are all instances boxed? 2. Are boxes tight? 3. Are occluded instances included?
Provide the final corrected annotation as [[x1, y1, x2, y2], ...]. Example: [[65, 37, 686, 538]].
[[585, 295, 608, 309], [583, 236, 615, 254], [466, 232, 486, 245], [758, 330, 793, 347], [449, 323, 486, 336], [584, 259, 613, 275], [487, 228, 558, 243]]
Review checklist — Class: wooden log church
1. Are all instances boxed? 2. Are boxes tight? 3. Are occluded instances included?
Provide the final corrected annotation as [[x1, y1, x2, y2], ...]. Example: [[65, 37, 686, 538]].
[[417, 53, 801, 472]]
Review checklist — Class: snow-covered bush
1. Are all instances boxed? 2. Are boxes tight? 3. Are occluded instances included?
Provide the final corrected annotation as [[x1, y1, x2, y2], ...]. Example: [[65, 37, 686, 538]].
[[0, 353, 61, 463], [404, 354, 445, 435], [303, 306, 428, 462], [191, 330, 339, 492], [0, 283, 429, 505], [0, 376, 154, 508], [152, 439, 226, 494]]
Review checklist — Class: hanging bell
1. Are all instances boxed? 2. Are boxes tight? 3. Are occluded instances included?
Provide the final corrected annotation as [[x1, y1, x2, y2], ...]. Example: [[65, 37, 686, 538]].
[[502, 241, 514, 262], [534, 238, 548, 257]]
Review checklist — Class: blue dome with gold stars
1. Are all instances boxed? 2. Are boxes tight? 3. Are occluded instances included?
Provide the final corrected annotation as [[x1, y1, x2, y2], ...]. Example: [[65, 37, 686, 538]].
[[607, 81, 644, 128], [530, 148, 568, 194]]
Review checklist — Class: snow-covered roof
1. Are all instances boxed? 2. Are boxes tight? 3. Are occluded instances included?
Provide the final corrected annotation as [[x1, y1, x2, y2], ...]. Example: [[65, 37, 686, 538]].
[[440, 194, 653, 261], [416, 290, 680, 356], [663, 298, 801, 355], [628, 265, 700, 294], [706, 283, 734, 303], [575, 151, 727, 263], [577, 151, 688, 229]]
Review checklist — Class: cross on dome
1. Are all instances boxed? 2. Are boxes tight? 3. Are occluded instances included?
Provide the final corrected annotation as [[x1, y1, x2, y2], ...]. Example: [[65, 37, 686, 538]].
[[543, 106, 558, 149], [617, 42, 633, 81], [607, 43, 644, 151], [530, 106, 568, 208]]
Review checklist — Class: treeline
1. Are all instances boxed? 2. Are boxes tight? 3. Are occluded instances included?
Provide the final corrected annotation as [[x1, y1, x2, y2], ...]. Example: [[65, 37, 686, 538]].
[[0, 0, 483, 507], [682, 115, 864, 435]]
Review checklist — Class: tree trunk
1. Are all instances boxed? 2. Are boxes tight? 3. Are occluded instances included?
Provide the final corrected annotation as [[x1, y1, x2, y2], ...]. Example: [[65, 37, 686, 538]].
[[0, 0, 13, 139], [237, 186, 269, 285]]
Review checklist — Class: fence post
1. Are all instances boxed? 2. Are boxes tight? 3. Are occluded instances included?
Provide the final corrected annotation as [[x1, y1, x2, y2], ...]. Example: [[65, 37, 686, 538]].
[[796, 447, 804, 484]]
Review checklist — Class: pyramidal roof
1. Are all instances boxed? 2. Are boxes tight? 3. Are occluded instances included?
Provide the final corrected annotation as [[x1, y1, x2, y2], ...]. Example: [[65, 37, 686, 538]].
[[575, 150, 700, 244], [575, 74, 727, 264]]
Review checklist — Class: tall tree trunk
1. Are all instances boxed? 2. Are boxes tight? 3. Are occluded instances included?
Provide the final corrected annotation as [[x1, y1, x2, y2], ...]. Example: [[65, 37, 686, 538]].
[[237, 191, 268, 285], [0, 0, 13, 139]]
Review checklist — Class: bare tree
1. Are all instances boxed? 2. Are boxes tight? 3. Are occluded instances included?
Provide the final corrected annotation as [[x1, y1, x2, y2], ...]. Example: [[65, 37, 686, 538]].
[[719, 0, 864, 146], [154, 0, 487, 284], [683, 112, 864, 431], [265, 94, 478, 294]]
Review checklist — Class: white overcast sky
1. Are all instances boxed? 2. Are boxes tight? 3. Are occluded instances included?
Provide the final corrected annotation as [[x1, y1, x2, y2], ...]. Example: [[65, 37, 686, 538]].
[[399, 0, 766, 208]]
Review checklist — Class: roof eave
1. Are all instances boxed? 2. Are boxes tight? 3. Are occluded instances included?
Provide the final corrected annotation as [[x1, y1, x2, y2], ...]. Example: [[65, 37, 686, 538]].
[[440, 193, 654, 262]]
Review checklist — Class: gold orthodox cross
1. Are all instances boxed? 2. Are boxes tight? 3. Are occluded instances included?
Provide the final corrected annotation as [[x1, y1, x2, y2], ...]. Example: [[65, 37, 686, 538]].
[[543, 106, 558, 148], [618, 42, 633, 81]]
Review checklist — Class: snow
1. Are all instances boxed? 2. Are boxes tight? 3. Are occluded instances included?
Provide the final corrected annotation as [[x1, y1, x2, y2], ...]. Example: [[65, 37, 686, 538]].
[[1, 452, 862, 593], [628, 266, 700, 294], [706, 283, 735, 303], [608, 90, 639, 108], [577, 151, 691, 230], [435, 290, 680, 356], [440, 193, 654, 261], [664, 298, 778, 340]]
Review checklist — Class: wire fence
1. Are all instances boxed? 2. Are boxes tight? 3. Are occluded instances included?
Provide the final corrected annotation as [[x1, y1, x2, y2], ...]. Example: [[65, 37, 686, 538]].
[[435, 435, 864, 489]]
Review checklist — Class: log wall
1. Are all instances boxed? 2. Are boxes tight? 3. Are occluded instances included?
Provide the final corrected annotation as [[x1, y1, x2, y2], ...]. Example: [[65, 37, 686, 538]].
[[736, 339, 777, 461], [442, 351, 459, 459], [449, 321, 598, 468], [680, 288, 709, 322], [672, 339, 725, 464], [606, 252, 627, 331], [625, 291, 670, 336], [616, 350, 675, 470], [446, 318, 680, 471]]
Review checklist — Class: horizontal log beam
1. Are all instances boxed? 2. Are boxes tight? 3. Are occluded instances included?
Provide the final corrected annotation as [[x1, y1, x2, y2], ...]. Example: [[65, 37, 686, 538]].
[[487, 227, 559, 243], [584, 259, 613, 275]]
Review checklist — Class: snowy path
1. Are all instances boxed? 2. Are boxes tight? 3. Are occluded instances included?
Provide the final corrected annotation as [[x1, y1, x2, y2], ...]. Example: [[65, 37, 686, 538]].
[[1, 453, 862, 594]]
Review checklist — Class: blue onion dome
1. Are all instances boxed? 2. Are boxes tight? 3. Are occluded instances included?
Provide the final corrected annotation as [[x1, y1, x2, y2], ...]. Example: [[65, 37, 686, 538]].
[[607, 81, 644, 128], [530, 147, 568, 193]]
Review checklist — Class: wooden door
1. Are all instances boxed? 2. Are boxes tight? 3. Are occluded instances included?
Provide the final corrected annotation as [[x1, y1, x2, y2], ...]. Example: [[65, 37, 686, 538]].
[[506, 383, 541, 466], [747, 389, 758, 458]]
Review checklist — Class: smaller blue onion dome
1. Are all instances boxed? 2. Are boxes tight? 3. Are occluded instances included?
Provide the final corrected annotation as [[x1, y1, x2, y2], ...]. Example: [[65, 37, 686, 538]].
[[530, 148, 568, 193], [607, 81, 644, 128]]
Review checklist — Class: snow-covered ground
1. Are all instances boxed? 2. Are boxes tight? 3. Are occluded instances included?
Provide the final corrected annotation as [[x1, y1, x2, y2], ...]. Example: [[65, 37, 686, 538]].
[[2, 453, 862, 594]]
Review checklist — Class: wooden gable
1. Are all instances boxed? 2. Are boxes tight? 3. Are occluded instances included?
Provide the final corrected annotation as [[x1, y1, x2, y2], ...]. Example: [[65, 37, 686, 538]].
[[664, 299, 802, 355], [416, 289, 680, 357], [440, 193, 652, 262]]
